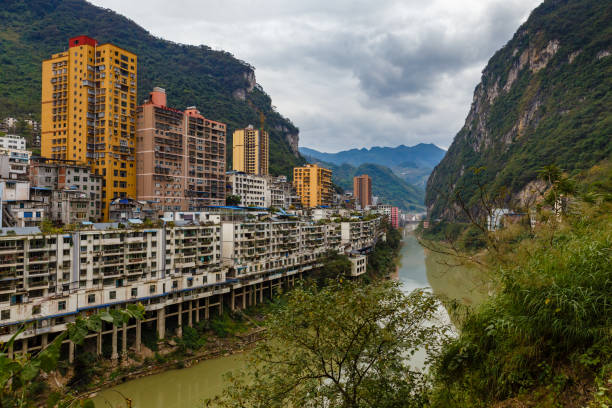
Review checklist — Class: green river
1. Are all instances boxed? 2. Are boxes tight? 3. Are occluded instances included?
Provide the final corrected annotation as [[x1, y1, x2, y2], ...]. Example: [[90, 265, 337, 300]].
[[93, 230, 489, 407]]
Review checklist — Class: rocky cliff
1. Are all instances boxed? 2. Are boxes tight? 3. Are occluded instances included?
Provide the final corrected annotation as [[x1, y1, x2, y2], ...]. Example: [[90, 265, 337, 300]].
[[426, 0, 612, 219]]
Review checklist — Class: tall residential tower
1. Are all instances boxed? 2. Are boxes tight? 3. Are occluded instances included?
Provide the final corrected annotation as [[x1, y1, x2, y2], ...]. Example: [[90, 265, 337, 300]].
[[136, 87, 226, 214], [293, 164, 333, 208], [353, 174, 372, 208], [232, 125, 268, 175], [41, 36, 137, 220]]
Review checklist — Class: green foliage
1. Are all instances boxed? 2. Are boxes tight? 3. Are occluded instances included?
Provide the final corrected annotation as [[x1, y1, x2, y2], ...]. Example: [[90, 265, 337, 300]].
[[309, 251, 352, 286], [0, 303, 144, 407], [428, 204, 612, 406], [0, 0, 305, 177], [207, 313, 247, 338], [67, 351, 97, 391], [207, 281, 448, 408], [426, 0, 612, 218], [366, 222, 402, 279], [225, 195, 241, 206], [175, 326, 207, 353]]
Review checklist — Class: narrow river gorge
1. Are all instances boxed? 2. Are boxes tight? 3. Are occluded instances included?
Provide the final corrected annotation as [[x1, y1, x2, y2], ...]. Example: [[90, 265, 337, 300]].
[[93, 230, 490, 408]]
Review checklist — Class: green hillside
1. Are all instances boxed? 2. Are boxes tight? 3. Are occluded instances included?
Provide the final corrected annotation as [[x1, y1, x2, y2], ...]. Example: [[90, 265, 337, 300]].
[[0, 0, 306, 176], [426, 0, 612, 218]]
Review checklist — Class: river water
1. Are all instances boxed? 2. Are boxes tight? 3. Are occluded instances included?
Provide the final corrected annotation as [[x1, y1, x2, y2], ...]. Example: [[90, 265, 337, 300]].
[[93, 230, 488, 408]]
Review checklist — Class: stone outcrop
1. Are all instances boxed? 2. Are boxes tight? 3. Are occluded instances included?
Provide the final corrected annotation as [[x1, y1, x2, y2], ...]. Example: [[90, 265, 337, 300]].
[[425, 0, 612, 219]]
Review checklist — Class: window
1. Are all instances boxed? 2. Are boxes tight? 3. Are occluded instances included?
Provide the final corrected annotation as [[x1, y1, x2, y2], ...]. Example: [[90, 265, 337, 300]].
[[131, 288, 137, 297], [32, 305, 41, 315], [1, 310, 10, 320], [87, 294, 96, 304], [149, 285, 155, 294], [109, 291, 116, 300], [58, 301, 66, 311]]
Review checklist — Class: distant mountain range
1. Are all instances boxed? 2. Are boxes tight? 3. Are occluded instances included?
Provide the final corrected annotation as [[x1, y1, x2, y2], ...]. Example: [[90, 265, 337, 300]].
[[300, 144, 445, 168], [300, 144, 446, 191]]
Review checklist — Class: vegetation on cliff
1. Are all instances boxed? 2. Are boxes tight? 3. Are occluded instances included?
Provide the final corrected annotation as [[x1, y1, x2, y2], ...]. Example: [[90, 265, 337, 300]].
[[423, 159, 612, 406], [426, 0, 612, 218], [0, 0, 305, 176]]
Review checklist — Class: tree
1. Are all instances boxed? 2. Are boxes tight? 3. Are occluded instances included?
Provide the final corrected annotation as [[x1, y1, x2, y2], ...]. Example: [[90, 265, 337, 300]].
[[0, 303, 144, 407], [226, 195, 242, 206], [206, 281, 448, 408]]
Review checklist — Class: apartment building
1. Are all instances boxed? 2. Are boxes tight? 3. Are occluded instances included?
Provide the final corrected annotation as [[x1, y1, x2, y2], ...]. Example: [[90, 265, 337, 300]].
[[136, 88, 227, 215], [0, 212, 381, 362], [29, 158, 103, 221], [293, 164, 333, 208], [226, 171, 267, 207], [353, 174, 372, 209], [232, 125, 268, 175], [341, 218, 382, 252], [391, 207, 400, 229], [0, 149, 30, 180], [266, 175, 299, 209], [41, 36, 138, 220], [0, 135, 26, 151]]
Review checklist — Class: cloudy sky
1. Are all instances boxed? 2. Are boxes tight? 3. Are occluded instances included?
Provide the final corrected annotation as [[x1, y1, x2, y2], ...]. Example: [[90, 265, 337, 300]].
[[91, 0, 542, 152]]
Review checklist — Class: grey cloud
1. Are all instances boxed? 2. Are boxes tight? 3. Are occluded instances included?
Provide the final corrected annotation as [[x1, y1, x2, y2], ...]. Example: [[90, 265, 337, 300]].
[[91, 0, 542, 152]]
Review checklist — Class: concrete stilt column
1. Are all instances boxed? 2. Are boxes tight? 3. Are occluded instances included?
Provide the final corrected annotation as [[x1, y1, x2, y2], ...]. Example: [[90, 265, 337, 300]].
[[68, 341, 75, 364], [177, 302, 183, 337], [259, 283, 263, 303], [111, 324, 118, 361], [121, 323, 127, 357], [96, 331, 102, 356], [231, 290, 236, 311], [205, 297, 210, 320], [135, 319, 142, 352], [242, 288, 247, 310], [219, 295, 223, 316], [195, 299, 200, 323], [41, 333, 48, 350], [188, 301, 193, 327], [22, 339, 28, 356], [158, 308, 166, 340], [250, 286, 254, 306]]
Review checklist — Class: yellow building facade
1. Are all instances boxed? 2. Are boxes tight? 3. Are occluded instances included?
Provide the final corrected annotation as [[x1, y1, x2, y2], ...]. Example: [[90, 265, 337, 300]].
[[293, 164, 333, 208], [41, 36, 137, 220], [232, 125, 268, 175]]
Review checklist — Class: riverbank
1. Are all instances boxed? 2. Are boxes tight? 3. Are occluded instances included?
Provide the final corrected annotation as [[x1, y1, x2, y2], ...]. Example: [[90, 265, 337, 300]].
[[81, 327, 264, 400]]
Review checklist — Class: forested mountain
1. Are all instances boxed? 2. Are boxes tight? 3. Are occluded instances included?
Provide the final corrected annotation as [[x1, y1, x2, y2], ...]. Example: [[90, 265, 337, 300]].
[[307, 158, 425, 211], [0, 0, 305, 176], [301, 144, 445, 187], [426, 0, 612, 218]]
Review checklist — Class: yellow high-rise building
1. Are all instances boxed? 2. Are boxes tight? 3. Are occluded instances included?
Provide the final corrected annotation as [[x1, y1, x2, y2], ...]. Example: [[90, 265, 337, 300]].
[[293, 164, 333, 208], [232, 125, 268, 175], [41, 36, 137, 220]]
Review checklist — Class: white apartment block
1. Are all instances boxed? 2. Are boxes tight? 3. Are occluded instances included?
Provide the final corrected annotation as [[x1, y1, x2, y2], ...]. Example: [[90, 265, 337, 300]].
[[0, 149, 31, 180], [227, 171, 267, 207], [0, 135, 26, 151], [0, 214, 382, 362]]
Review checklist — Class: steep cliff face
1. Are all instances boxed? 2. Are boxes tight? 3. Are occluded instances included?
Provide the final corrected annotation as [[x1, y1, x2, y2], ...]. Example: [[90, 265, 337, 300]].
[[426, 0, 612, 219]]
